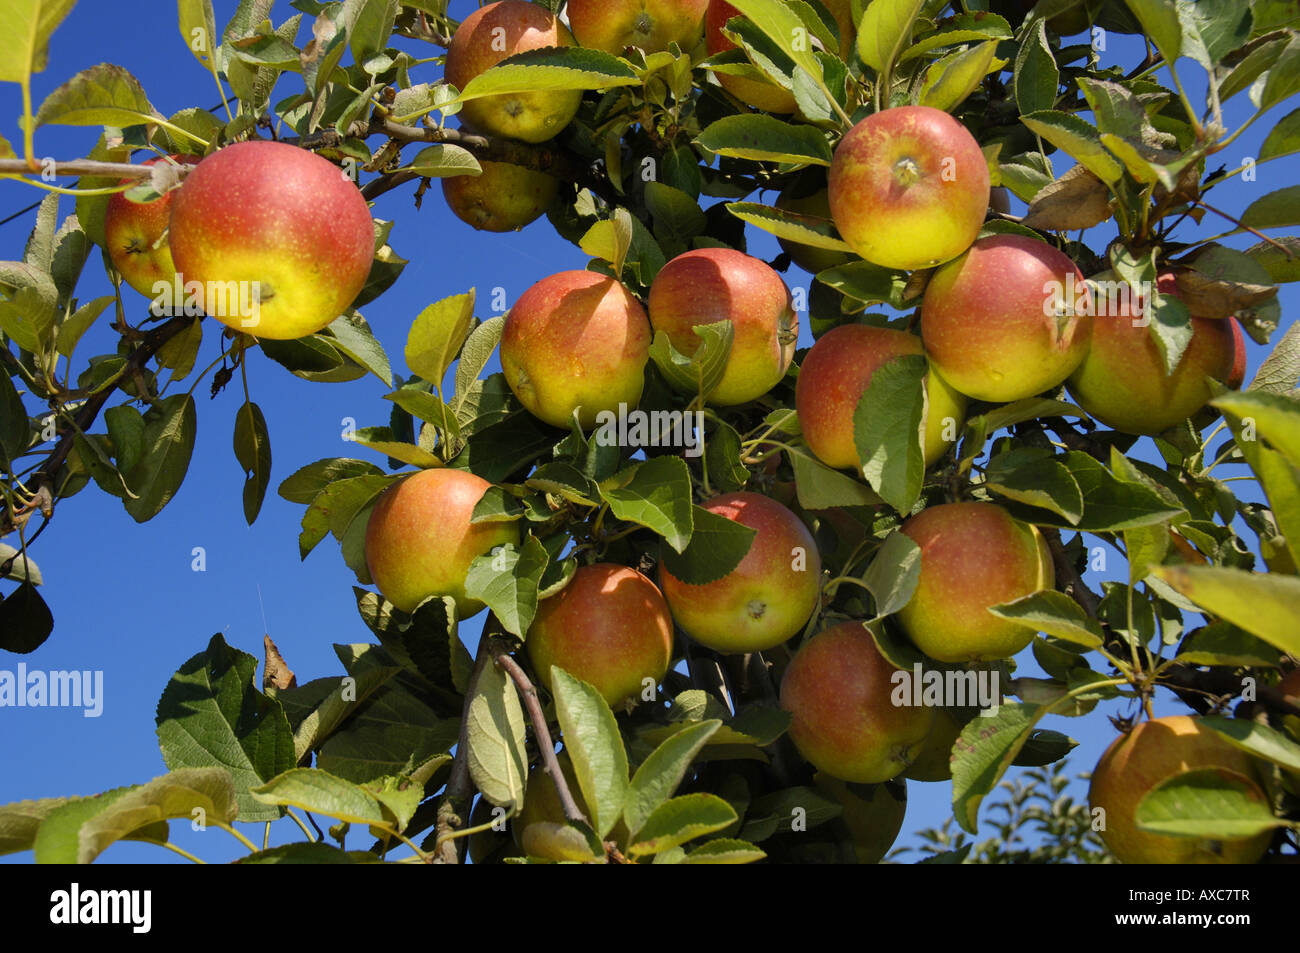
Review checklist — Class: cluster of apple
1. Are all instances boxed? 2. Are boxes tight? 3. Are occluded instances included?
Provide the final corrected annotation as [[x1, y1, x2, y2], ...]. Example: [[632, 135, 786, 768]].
[[103, 140, 375, 341]]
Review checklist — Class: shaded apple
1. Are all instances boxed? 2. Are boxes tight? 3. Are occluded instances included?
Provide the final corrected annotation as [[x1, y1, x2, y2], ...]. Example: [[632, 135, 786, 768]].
[[442, 159, 558, 232], [168, 141, 374, 340], [659, 491, 821, 653], [568, 0, 709, 55], [103, 154, 200, 298], [904, 705, 979, 782], [647, 247, 797, 405], [444, 1, 581, 143], [828, 106, 990, 271], [364, 468, 520, 617], [513, 751, 589, 850], [897, 502, 1053, 663], [781, 621, 935, 782], [1089, 715, 1273, 864], [500, 270, 651, 429], [467, 795, 520, 863], [814, 774, 907, 863], [920, 234, 1092, 402], [795, 323, 967, 471], [705, 0, 797, 113], [1067, 273, 1246, 435], [525, 563, 674, 709]]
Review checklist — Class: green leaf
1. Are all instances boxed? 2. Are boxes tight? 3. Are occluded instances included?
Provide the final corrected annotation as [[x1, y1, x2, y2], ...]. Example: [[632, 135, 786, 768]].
[[450, 47, 639, 107], [985, 451, 1084, 524], [695, 114, 832, 166], [0, 581, 53, 653], [1244, 237, 1300, 285], [0, 544, 40, 586], [0, 369, 28, 465], [724, 201, 851, 252], [465, 657, 529, 811], [644, 181, 707, 243], [34, 792, 166, 865], [0, 0, 76, 82], [251, 768, 387, 826], [234, 843, 383, 863], [550, 667, 629, 840], [406, 290, 476, 390], [789, 449, 882, 510], [177, 0, 219, 72], [1212, 390, 1300, 470], [815, 260, 909, 307], [861, 531, 921, 620], [1135, 769, 1284, 839], [658, 504, 755, 585], [680, 838, 766, 864], [647, 321, 734, 402], [1019, 110, 1124, 184], [463, 536, 549, 638], [155, 633, 297, 822], [951, 703, 1049, 834], [624, 720, 722, 838], [407, 143, 481, 178], [989, 590, 1104, 649], [1240, 185, 1300, 230], [854, 354, 926, 515], [1121, 0, 1182, 66], [855, 0, 925, 75], [1176, 621, 1282, 668], [233, 401, 271, 525], [278, 457, 383, 504], [900, 13, 1012, 62], [154, 314, 202, 382], [122, 394, 196, 523], [1014, 19, 1059, 116], [1150, 564, 1300, 657], [1178, 0, 1252, 66], [454, 316, 505, 408], [349, 427, 442, 468], [600, 455, 694, 553], [34, 62, 158, 128], [918, 39, 1003, 113], [1027, 451, 1184, 532], [726, 0, 826, 91], [286, 646, 400, 761], [298, 473, 392, 559], [627, 793, 737, 857], [1259, 105, 1300, 162], [579, 207, 633, 276], [326, 311, 393, 387], [347, 0, 399, 67]]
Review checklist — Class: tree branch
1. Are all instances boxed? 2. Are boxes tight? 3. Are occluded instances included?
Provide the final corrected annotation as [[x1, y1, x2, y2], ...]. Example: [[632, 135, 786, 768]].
[[0, 158, 174, 179]]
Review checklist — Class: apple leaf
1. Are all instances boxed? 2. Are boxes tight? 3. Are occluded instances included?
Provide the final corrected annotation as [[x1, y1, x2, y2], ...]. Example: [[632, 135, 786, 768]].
[[550, 667, 629, 840], [34, 62, 159, 128], [1150, 564, 1300, 657], [990, 590, 1105, 649], [463, 658, 529, 813], [726, 0, 825, 89], [1020, 110, 1124, 184], [346, 0, 399, 67], [951, 703, 1050, 834], [1175, 621, 1283, 668], [297, 473, 392, 558], [1134, 769, 1285, 839], [815, 260, 910, 307], [325, 311, 393, 387], [454, 316, 505, 410], [1257, 35, 1300, 112], [900, 13, 1012, 63], [177, 0, 219, 73], [579, 207, 634, 276], [789, 449, 882, 510], [155, 633, 297, 822], [647, 320, 734, 402], [0, 543, 41, 586], [1213, 390, 1300, 471], [739, 786, 842, 842], [463, 536, 549, 638], [659, 504, 755, 585], [1014, 19, 1059, 116], [1121, 0, 1183, 66], [451, 47, 640, 107], [624, 720, 722, 838], [918, 40, 1004, 114], [1240, 184, 1300, 230], [1007, 451, 1184, 532], [696, 114, 832, 166], [348, 426, 442, 469], [0, 369, 28, 467], [233, 401, 272, 525], [626, 793, 737, 857], [680, 838, 766, 864], [528, 461, 600, 507], [406, 143, 481, 178], [278, 457, 383, 504], [1198, 715, 1300, 773], [854, 354, 926, 515], [644, 181, 707, 244], [283, 650, 400, 762], [724, 201, 851, 252], [251, 768, 389, 826], [985, 450, 1084, 525], [861, 532, 922, 620], [855, 0, 924, 75], [0, 581, 53, 653], [234, 843, 384, 863], [1243, 237, 1300, 285], [599, 455, 694, 554], [0, 796, 78, 857], [121, 394, 197, 524], [0, 0, 76, 83], [1020, 164, 1113, 231], [405, 290, 476, 392]]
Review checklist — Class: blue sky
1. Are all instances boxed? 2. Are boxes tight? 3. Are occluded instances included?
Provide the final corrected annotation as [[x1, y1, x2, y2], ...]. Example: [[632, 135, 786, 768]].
[[0, 2, 1294, 864]]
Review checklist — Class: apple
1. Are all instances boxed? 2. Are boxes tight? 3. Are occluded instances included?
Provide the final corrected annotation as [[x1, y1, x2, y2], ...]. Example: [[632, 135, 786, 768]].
[[818, 0, 857, 58], [567, 0, 709, 55], [647, 247, 798, 406], [705, 0, 797, 113], [920, 234, 1092, 402], [444, 1, 581, 143], [659, 491, 821, 653], [103, 154, 200, 298], [500, 270, 652, 429], [1089, 715, 1273, 864], [364, 468, 520, 617], [896, 502, 1053, 663], [442, 159, 558, 232], [828, 106, 990, 271], [903, 705, 978, 782], [814, 774, 907, 863], [513, 751, 588, 849], [167, 140, 374, 340], [467, 796, 520, 863], [1067, 273, 1247, 435], [780, 621, 935, 783], [525, 563, 675, 709], [795, 324, 967, 471], [774, 184, 852, 275]]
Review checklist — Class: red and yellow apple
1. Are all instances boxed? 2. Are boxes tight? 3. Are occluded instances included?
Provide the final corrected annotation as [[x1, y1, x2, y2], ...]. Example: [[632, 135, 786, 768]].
[[1067, 273, 1247, 435], [795, 324, 967, 471], [647, 247, 797, 406], [1089, 715, 1273, 864], [567, 0, 709, 55], [444, 1, 581, 143], [780, 621, 935, 783], [774, 184, 852, 275], [525, 563, 675, 708], [920, 234, 1092, 402], [442, 160, 558, 232], [705, 0, 797, 113], [167, 140, 374, 340], [364, 468, 520, 617], [896, 502, 1053, 663], [659, 491, 821, 653], [500, 270, 651, 429], [828, 106, 990, 271], [103, 154, 200, 298], [814, 774, 907, 863]]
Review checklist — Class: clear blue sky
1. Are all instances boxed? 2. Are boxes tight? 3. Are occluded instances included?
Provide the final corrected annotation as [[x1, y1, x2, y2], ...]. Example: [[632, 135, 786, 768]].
[[0, 2, 1293, 863]]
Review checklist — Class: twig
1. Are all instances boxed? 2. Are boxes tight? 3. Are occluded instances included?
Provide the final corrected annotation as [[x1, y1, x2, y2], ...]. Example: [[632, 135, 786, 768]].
[[0, 158, 183, 179]]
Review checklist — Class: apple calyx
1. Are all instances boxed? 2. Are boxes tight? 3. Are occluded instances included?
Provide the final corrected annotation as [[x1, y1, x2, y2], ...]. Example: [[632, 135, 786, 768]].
[[746, 598, 767, 620], [634, 12, 654, 36], [892, 156, 922, 187]]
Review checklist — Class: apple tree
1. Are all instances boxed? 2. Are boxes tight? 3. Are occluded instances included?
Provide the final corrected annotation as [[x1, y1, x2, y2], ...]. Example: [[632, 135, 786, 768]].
[[1, 0, 1299, 865]]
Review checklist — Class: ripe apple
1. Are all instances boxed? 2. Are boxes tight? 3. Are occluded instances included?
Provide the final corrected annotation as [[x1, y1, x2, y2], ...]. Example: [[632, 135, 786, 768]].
[[659, 491, 821, 653], [1089, 715, 1273, 864], [828, 106, 990, 271], [780, 621, 935, 783], [567, 0, 709, 55], [705, 0, 797, 113], [896, 502, 1053, 663], [525, 563, 675, 709], [500, 270, 651, 429], [920, 234, 1092, 402], [444, 1, 581, 143], [103, 154, 200, 298], [167, 140, 374, 340], [513, 751, 588, 849], [647, 247, 798, 406], [814, 774, 907, 863], [774, 184, 852, 275], [1067, 273, 1247, 435], [442, 159, 558, 232], [795, 324, 967, 471], [904, 705, 978, 782], [364, 468, 520, 617]]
